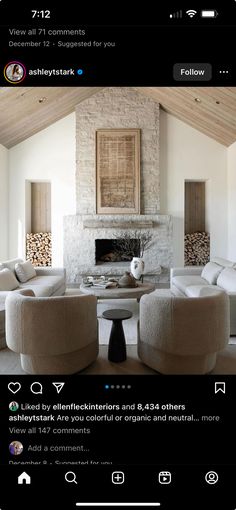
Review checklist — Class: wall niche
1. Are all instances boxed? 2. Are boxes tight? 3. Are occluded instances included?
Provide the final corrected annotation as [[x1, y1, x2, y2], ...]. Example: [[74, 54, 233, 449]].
[[26, 181, 52, 266], [184, 180, 210, 265]]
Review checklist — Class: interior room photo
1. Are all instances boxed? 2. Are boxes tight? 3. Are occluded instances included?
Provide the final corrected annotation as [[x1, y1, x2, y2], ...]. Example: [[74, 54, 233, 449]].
[[0, 86, 236, 375]]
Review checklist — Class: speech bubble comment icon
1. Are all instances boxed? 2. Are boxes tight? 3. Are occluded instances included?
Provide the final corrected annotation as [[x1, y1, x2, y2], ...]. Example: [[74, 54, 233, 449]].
[[30, 382, 43, 395]]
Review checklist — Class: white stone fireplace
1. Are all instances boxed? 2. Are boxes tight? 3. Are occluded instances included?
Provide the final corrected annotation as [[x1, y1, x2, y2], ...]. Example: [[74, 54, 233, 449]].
[[63, 87, 173, 285], [64, 213, 172, 283]]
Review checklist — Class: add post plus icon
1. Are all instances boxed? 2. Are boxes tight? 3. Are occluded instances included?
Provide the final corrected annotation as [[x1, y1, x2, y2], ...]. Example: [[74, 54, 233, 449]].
[[112, 472, 125, 484]]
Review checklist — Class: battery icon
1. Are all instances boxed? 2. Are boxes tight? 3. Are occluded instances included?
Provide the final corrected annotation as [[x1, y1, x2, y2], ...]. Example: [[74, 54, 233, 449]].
[[201, 10, 218, 18]]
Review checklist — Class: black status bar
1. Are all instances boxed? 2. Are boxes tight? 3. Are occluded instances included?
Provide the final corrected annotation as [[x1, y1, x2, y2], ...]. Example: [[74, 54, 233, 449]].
[[0, 2, 236, 25]]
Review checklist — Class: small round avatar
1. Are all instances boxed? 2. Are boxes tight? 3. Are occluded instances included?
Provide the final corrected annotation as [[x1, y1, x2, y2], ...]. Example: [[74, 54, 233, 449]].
[[9, 441, 23, 456], [4, 62, 26, 84], [9, 401, 19, 412]]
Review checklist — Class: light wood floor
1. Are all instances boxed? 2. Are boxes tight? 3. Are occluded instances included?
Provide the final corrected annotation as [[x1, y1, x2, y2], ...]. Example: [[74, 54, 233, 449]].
[[1, 344, 236, 375]]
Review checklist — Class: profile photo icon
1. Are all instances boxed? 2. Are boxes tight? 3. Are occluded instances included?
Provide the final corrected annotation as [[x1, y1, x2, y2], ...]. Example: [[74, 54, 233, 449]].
[[9, 401, 19, 412], [9, 440, 23, 456], [4, 61, 26, 84]]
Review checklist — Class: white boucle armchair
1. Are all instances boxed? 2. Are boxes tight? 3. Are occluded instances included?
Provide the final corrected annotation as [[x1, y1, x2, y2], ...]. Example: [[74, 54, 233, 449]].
[[138, 289, 230, 374], [5, 290, 98, 374]]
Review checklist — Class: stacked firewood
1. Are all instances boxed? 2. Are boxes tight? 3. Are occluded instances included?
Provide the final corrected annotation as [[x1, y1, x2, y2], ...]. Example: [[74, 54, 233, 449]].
[[26, 232, 52, 266], [184, 232, 210, 266]]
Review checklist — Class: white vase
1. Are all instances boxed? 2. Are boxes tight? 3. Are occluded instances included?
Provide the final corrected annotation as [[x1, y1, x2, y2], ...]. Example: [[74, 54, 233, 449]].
[[130, 257, 145, 280]]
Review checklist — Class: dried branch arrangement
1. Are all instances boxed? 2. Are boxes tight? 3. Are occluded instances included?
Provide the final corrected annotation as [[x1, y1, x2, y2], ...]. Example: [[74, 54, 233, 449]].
[[113, 230, 153, 259]]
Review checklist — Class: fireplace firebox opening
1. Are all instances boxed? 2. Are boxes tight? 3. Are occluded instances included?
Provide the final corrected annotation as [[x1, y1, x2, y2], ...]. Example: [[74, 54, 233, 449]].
[[95, 238, 140, 264]]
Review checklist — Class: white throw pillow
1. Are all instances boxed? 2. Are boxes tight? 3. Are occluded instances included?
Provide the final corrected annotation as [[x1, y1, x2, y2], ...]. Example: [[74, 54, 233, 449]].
[[1, 258, 23, 272], [201, 262, 223, 284], [186, 285, 224, 297], [211, 257, 235, 268], [0, 268, 19, 291], [217, 268, 236, 292], [15, 260, 37, 283]]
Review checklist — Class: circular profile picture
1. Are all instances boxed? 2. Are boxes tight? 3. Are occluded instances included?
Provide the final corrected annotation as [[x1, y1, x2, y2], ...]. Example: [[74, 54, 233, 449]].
[[4, 61, 26, 84], [9, 441, 23, 456], [9, 401, 19, 412]]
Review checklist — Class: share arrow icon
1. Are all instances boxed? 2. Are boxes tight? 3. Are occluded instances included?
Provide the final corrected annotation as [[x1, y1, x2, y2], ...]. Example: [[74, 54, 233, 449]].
[[52, 382, 65, 394]]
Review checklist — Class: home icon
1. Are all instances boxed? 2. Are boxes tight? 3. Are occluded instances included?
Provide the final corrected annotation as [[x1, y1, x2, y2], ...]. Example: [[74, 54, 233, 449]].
[[18, 472, 31, 485]]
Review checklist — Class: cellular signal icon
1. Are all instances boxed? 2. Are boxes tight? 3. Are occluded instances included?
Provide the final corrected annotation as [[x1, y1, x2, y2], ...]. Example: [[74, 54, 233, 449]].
[[186, 9, 197, 17], [169, 10, 183, 19]]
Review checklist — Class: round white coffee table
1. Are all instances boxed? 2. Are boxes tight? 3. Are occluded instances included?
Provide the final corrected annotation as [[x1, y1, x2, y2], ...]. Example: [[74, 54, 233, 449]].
[[79, 281, 155, 300]]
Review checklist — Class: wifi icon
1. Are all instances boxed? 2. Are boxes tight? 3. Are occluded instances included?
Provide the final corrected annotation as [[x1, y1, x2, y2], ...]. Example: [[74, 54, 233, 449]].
[[186, 9, 197, 17]]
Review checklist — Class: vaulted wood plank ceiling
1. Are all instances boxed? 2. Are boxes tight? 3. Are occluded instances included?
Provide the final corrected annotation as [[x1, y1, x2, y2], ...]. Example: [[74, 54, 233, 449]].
[[139, 87, 236, 147], [0, 87, 236, 148], [0, 87, 102, 148]]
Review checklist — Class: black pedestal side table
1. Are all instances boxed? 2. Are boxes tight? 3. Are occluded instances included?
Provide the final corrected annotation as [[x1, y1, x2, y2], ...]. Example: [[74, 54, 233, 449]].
[[102, 309, 133, 362]]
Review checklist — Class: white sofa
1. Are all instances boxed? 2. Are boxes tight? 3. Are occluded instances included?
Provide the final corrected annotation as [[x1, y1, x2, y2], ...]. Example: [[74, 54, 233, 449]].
[[0, 258, 66, 309], [170, 257, 236, 335], [0, 258, 66, 349]]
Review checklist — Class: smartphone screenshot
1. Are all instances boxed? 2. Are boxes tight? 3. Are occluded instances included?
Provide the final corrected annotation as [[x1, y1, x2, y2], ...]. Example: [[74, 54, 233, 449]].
[[0, 2, 236, 509]]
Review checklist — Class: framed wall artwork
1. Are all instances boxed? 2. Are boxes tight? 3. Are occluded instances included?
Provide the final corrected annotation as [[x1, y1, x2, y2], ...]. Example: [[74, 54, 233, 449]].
[[96, 128, 140, 214]]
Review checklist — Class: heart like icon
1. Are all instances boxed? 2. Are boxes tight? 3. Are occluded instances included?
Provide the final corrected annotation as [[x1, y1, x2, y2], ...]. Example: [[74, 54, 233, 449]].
[[8, 382, 21, 394]]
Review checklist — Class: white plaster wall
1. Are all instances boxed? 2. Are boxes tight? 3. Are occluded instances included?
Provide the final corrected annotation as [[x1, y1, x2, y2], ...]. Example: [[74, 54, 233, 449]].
[[0, 144, 9, 260], [227, 141, 236, 260], [160, 110, 228, 266], [8, 114, 76, 266]]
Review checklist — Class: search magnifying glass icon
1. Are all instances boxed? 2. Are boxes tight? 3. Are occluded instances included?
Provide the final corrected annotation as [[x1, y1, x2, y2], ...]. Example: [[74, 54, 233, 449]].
[[65, 471, 77, 484]]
